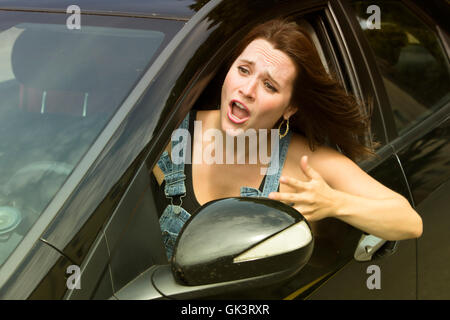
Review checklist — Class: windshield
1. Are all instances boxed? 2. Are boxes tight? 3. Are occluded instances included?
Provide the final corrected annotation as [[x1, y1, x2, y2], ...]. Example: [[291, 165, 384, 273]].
[[0, 12, 179, 267]]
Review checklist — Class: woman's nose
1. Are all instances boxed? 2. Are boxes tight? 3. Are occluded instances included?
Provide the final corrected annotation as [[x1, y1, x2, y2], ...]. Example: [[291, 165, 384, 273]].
[[240, 77, 257, 100]]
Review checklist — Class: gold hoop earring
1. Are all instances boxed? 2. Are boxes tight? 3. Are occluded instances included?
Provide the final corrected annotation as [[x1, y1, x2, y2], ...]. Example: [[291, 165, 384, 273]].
[[278, 118, 289, 139]]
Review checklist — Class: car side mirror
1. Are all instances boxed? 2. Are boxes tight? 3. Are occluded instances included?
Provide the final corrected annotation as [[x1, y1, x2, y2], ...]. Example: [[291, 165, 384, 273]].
[[171, 197, 314, 286], [113, 197, 314, 300]]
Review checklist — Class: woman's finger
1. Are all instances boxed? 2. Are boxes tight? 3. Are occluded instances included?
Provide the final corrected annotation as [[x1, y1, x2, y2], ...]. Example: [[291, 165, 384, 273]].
[[279, 175, 309, 190], [268, 191, 303, 203], [300, 155, 322, 181]]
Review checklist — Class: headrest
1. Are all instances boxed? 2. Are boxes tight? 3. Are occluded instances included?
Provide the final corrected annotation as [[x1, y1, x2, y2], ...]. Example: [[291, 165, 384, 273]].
[[12, 23, 165, 92]]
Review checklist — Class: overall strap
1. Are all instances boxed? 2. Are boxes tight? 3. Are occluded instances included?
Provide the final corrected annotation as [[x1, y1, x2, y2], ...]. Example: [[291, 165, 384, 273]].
[[157, 113, 190, 199], [240, 131, 292, 197], [261, 131, 292, 197]]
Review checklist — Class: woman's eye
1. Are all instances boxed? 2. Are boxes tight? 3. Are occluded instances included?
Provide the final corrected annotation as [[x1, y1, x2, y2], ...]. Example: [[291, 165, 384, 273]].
[[264, 81, 277, 92], [238, 66, 249, 74]]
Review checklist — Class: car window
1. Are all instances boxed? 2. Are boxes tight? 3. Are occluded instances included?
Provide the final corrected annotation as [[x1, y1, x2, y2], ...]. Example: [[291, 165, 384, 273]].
[[0, 12, 175, 267], [350, 1, 450, 135]]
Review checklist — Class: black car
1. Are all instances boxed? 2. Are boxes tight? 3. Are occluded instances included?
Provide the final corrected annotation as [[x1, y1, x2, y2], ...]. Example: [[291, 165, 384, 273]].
[[0, 0, 448, 300]]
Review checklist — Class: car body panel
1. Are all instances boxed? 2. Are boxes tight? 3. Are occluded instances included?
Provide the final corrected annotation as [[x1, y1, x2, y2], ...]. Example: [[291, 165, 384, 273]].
[[306, 154, 417, 299], [0, 240, 72, 299], [105, 161, 168, 294], [0, 0, 448, 299], [345, 0, 450, 300], [416, 179, 450, 299], [396, 113, 450, 299], [63, 233, 110, 300], [0, 0, 200, 19]]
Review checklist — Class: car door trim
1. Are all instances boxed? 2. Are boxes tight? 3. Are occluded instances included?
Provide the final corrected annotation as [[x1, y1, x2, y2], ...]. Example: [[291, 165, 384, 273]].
[[389, 102, 450, 154], [0, 7, 190, 21]]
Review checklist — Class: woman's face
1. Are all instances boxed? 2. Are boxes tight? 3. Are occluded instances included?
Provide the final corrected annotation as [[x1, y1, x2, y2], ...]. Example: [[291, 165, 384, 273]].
[[220, 38, 298, 135]]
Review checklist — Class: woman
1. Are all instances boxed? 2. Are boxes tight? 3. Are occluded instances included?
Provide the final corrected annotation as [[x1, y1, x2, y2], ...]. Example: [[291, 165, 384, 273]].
[[153, 19, 422, 260]]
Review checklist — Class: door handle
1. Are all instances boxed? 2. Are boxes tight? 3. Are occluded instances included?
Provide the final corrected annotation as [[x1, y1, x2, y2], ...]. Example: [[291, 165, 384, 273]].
[[354, 234, 387, 262]]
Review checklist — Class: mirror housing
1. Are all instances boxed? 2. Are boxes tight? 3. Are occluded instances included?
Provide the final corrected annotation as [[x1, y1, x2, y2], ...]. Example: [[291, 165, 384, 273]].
[[171, 197, 314, 286]]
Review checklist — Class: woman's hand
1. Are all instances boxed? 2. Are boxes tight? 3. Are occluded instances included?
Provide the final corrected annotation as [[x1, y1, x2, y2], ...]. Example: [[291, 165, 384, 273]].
[[269, 152, 422, 240], [268, 155, 340, 222]]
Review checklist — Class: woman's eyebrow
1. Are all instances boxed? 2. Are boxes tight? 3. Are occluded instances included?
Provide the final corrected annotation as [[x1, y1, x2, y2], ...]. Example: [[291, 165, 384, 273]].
[[238, 58, 280, 88]]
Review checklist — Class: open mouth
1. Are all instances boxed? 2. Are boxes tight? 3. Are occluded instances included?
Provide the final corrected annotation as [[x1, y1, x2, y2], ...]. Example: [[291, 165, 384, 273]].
[[227, 100, 250, 124]]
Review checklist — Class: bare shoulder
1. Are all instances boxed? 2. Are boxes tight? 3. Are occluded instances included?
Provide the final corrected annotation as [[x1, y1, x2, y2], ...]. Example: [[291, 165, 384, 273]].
[[284, 132, 341, 167], [285, 133, 356, 187], [290, 134, 399, 199], [307, 143, 355, 186], [282, 133, 315, 183], [290, 134, 359, 180]]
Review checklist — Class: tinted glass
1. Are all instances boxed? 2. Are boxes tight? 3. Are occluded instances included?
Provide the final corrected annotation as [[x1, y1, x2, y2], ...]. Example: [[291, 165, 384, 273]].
[[351, 1, 450, 134], [0, 11, 179, 267]]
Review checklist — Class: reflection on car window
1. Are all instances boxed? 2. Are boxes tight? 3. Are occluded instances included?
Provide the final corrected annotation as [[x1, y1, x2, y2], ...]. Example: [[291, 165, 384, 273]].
[[0, 19, 165, 267], [351, 1, 450, 134]]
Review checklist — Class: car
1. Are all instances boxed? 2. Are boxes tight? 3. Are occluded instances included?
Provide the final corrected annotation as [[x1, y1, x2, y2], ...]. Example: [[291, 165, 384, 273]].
[[0, 0, 448, 300]]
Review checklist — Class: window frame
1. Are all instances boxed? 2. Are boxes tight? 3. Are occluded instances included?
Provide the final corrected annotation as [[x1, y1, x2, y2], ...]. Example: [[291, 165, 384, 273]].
[[344, 0, 450, 144], [323, 0, 400, 162]]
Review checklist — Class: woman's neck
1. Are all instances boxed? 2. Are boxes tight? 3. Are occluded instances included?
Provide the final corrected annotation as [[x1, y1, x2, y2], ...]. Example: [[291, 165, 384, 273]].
[[197, 110, 276, 167]]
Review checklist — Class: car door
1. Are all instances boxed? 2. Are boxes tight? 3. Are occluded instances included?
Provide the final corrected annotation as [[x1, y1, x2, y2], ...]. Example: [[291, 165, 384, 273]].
[[349, 0, 450, 299], [292, 0, 422, 299], [105, 0, 419, 300], [129, 0, 417, 300], [305, 0, 450, 300], [95, 0, 377, 300]]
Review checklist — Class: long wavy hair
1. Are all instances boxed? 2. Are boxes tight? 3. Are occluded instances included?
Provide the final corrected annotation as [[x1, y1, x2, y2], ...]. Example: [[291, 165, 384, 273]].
[[228, 19, 376, 161]]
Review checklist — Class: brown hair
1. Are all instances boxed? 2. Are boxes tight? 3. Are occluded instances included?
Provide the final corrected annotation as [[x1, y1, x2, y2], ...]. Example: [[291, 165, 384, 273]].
[[229, 19, 376, 161]]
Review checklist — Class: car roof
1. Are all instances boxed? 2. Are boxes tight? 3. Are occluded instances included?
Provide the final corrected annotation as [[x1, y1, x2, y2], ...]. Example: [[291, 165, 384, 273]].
[[0, 0, 207, 20]]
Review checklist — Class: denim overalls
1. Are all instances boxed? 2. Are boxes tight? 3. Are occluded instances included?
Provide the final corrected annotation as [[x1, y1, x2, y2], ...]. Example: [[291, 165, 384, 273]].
[[157, 112, 292, 259]]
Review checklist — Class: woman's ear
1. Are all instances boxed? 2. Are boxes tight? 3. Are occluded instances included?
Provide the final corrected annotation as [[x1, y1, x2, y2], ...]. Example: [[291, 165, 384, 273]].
[[283, 105, 298, 120]]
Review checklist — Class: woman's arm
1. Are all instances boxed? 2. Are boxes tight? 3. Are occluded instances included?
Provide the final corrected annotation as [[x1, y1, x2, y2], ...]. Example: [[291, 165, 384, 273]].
[[331, 188, 422, 241], [268, 148, 423, 241]]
